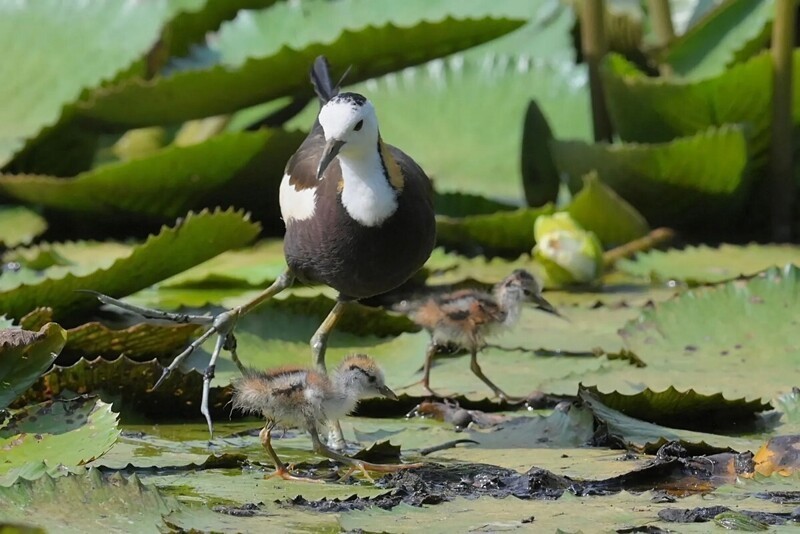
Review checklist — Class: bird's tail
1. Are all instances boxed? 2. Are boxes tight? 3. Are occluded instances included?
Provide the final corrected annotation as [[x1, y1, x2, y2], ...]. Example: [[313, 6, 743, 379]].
[[231, 369, 272, 415], [310, 55, 351, 104]]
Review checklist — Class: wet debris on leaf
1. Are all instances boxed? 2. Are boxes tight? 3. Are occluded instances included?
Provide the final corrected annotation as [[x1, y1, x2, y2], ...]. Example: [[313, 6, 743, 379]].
[[658, 506, 795, 527]]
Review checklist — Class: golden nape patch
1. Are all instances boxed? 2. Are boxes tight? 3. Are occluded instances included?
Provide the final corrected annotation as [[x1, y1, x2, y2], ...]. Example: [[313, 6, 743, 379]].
[[379, 140, 405, 191]]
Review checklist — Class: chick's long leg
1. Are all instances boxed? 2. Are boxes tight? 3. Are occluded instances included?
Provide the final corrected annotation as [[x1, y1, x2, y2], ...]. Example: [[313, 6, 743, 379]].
[[306, 420, 423, 481], [86, 270, 296, 437], [261, 422, 321, 483], [421, 341, 444, 397], [469, 349, 521, 402]]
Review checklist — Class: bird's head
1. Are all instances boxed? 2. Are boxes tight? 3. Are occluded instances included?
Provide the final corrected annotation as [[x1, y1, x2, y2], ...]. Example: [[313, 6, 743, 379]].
[[497, 269, 561, 318], [317, 92, 379, 179], [334, 353, 397, 401]]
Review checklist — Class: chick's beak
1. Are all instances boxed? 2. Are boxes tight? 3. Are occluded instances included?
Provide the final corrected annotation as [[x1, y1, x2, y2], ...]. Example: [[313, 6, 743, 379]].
[[378, 384, 399, 401], [317, 139, 345, 180], [531, 293, 564, 319]]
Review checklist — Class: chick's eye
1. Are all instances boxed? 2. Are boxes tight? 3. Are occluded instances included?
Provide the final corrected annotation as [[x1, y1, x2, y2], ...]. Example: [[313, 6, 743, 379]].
[[368, 375, 376, 383], [354, 120, 363, 131]]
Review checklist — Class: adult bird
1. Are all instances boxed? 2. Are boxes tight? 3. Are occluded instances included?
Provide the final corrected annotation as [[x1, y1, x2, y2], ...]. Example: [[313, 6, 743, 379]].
[[89, 56, 436, 444]]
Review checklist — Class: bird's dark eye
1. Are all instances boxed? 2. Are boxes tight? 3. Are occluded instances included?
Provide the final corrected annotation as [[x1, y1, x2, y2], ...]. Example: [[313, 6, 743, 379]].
[[354, 120, 363, 131], [368, 375, 376, 383]]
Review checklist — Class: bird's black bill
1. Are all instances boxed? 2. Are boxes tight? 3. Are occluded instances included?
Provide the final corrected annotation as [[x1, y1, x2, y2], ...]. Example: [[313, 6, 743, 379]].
[[379, 385, 399, 401], [317, 139, 345, 180]]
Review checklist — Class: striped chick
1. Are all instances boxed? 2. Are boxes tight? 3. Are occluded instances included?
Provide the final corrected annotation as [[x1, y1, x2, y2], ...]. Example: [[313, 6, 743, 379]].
[[233, 354, 417, 481], [404, 269, 559, 401]]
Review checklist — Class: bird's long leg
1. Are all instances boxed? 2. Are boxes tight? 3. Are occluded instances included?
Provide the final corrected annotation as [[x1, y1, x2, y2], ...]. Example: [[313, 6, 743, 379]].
[[87, 270, 296, 437], [468, 349, 520, 402], [306, 420, 423, 481], [261, 422, 320, 483], [309, 298, 351, 450], [309, 299, 349, 372]]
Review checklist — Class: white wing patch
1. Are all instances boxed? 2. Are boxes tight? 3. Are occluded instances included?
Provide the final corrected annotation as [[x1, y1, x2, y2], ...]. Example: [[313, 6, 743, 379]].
[[279, 173, 316, 223]]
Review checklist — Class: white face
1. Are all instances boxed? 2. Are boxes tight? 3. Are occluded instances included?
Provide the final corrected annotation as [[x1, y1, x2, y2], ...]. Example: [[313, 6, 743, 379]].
[[318, 94, 379, 155]]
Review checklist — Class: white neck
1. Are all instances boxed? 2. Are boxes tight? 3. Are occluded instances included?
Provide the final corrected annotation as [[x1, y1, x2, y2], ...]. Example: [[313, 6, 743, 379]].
[[339, 148, 398, 227], [322, 378, 360, 421]]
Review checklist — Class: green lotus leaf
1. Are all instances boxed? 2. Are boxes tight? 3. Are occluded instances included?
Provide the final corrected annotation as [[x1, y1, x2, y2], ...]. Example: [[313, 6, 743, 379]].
[[580, 385, 771, 432], [0, 323, 66, 410], [0, 131, 268, 219], [618, 244, 800, 285], [0, 398, 119, 482], [0, 470, 181, 531], [165, 0, 278, 59], [436, 205, 555, 255], [0, 0, 184, 166], [604, 265, 800, 401], [579, 388, 759, 453], [551, 125, 750, 228], [80, 0, 526, 125], [662, 0, 774, 80], [0, 208, 260, 320], [601, 52, 785, 163], [0, 207, 47, 248]]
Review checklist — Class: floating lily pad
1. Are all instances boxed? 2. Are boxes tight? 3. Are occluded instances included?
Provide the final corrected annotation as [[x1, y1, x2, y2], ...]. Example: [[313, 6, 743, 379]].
[[81, 0, 525, 125], [0, 470, 181, 531], [0, 207, 47, 248], [580, 385, 771, 432], [618, 244, 800, 285], [579, 388, 759, 453], [551, 125, 751, 228], [159, 239, 287, 289], [614, 265, 800, 400], [0, 131, 267, 219], [0, 397, 119, 483], [0, 208, 260, 320], [0, 323, 66, 410]]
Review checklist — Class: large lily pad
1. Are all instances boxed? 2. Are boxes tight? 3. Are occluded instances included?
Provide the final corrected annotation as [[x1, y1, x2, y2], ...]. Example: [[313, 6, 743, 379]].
[[0, 0, 181, 166], [81, 0, 526, 125], [581, 385, 771, 431], [159, 239, 287, 288], [0, 324, 66, 409], [606, 265, 800, 401], [662, 0, 774, 80], [551, 125, 750, 227], [0, 470, 180, 531], [0, 397, 119, 483], [0, 207, 47, 247], [0, 131, 267, 219], [618, 244, 800, 285], [0, 209, 260, 320], [580, 389, 759, 453]]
